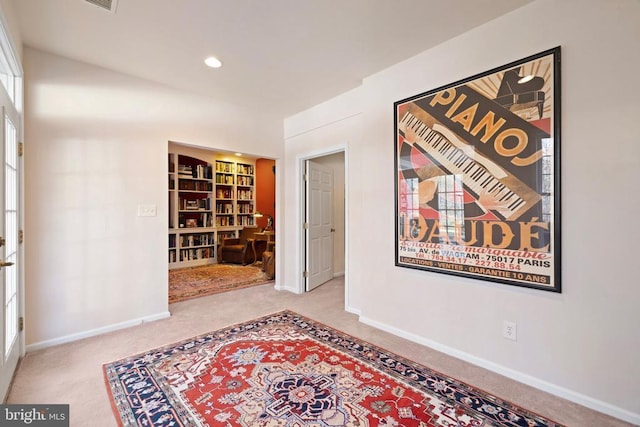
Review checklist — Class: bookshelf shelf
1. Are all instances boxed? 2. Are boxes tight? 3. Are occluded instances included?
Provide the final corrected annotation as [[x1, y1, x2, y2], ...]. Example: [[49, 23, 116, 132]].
[[168, 150, 257, 269]]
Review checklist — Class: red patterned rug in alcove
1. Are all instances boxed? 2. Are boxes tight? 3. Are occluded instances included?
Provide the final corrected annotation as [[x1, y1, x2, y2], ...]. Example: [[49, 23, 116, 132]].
[[103, 311, 562, 426], [169, 264, 273, 303]]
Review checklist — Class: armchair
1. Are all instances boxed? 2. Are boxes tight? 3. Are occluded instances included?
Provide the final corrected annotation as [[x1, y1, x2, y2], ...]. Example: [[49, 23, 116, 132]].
[[218, 227, 266, 265]]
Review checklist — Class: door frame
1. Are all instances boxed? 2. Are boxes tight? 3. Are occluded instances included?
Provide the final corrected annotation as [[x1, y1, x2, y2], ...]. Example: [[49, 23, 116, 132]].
[[296, 144, 352, 311], [0, 8, 25, 401]]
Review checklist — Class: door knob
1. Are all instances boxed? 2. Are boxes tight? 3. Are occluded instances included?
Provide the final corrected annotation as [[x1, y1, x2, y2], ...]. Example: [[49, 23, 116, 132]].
[[0, 261, 14, 268]]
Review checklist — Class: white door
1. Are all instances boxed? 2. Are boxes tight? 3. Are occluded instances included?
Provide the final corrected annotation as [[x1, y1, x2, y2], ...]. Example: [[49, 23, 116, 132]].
[[305, 160, 333, 291], [0, 89, 20, 400]]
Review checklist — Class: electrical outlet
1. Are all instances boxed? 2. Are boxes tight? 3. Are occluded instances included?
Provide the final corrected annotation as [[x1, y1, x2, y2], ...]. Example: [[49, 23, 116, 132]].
[[137, 204, 157, 217], [503, 320, 517, 341]]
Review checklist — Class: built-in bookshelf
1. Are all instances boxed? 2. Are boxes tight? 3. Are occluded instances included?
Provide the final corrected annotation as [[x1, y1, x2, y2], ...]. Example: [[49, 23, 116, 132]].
[[236, 162, 255, 227], [215, 160, 236, 229], [168, 149, 256, 269]]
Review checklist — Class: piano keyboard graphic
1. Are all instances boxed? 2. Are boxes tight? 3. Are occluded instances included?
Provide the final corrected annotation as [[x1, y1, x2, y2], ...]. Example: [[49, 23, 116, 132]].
[[399, 111, 528, 220]]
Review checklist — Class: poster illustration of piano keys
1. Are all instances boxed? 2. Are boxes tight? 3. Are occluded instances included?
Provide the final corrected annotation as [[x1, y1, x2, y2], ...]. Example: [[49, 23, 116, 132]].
[[394, 47, 561, 292]]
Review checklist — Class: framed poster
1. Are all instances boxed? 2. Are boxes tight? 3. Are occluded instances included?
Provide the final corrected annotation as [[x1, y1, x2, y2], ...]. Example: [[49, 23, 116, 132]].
[[394, 47, 561, 292]]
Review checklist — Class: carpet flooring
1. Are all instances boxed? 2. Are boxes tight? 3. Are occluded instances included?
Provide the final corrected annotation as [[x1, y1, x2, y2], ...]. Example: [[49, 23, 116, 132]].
[[9, 278, 632, 426], [169, 263, 273, 303], [104, 310, 562, 426]]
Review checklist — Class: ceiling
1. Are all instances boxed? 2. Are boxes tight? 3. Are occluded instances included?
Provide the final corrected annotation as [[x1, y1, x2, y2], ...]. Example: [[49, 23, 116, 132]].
[[9, 0, 533, 119]]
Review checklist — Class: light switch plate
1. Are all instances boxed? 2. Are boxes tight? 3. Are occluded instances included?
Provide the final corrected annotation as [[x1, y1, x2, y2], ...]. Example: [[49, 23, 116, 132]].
[[137, 204, 157, 217]]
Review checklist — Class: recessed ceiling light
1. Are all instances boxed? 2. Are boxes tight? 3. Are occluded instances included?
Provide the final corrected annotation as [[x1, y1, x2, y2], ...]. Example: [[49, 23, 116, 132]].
[[235, 153, 242, 157], [204, 56, 222, 68]]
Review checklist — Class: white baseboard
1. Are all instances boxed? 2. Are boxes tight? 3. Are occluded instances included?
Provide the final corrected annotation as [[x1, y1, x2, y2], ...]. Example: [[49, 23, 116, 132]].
[[275, 284, 300, 294], [26, 311, 171, 352], [358, 315, 640, 426], [333, 271, 345, 277], [345, 304, 361, 316], [273, 274, 301, 293]]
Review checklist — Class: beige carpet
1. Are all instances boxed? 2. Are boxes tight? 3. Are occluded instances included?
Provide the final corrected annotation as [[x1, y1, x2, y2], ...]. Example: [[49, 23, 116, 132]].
[[7, 278, 633, 426], [169, 263, 272, 303]]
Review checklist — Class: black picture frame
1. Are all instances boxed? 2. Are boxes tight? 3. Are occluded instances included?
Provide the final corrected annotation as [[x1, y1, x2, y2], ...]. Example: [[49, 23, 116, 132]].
[[394, 47, 561, 292]]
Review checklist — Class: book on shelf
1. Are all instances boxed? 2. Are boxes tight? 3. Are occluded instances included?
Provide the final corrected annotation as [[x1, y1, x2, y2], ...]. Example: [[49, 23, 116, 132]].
[[215, 161, 234, 173], [216, 216, 235, 227], [237, 176, 251, 186], [179, 180, 212, 191], [237, 164, 254, 175], [237, 203, 254, 214], [180, 248, 213, 261], [239, 216, 255, 226], [216, 188, 232, 198], [194, 164, 213, 179], [237, 189, 253, 200], [201, 213, 212, 228], [180, 197, 211, 210], [216, 202, 234, 214], [216, 174, 235, 185], [178, 165, 193, 176], [185, 200, 200, 210], [178, 163, 212, 179]]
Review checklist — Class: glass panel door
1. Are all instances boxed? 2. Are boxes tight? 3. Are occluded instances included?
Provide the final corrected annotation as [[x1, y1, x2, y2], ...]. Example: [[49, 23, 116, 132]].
[[4, 113, 16, 356], [0, 14, 22, 401]]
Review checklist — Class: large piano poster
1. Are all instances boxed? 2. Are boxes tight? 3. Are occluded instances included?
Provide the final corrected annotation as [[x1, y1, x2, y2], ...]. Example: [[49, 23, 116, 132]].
[[394, 47, 561, 292]]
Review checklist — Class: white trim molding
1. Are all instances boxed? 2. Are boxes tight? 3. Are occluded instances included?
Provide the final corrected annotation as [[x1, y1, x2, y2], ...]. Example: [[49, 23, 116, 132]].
[[359, 314, 640, 426], [26, 311, 171, 352]]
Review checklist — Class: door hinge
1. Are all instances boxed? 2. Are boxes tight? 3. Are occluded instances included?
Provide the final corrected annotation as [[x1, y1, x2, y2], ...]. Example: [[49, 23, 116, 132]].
[[19, 317, 24, 332], [303, 173, 308, 181], [303, 271, 309, 278], [303, 222, 309, 230], [18, 230, 23, 244], [18, 142, 23, 157]]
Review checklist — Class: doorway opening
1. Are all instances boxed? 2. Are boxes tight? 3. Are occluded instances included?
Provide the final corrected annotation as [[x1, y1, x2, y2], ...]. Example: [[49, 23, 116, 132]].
[[167, 141, 278, 303], [298, 147, 349, 308]]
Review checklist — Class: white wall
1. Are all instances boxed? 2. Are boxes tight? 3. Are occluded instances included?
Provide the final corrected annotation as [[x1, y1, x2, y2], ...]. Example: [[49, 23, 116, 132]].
[[283, 0, 640, 423], [0, 0, 22, 61], [24, 48, 283, 348], [281, 88, 362, 313]]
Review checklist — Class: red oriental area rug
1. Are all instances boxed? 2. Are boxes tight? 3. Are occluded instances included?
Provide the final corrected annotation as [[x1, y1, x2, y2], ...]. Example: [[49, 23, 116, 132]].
[[169, 264, 273, 303], [103, 311, 562, 427]]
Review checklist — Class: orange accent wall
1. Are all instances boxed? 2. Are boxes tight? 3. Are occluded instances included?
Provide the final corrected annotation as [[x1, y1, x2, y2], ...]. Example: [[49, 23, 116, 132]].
[[255, 159, 276, 230]]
